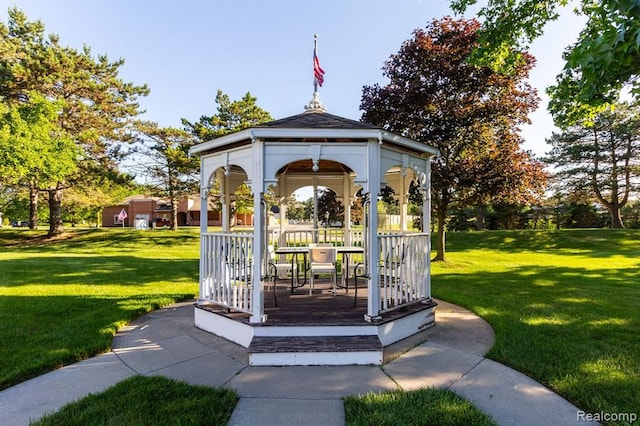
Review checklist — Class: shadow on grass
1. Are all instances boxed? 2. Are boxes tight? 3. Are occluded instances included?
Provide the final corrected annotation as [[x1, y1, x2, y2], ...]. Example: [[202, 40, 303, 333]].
[[433, 263, 640, 416], [444, 229, 640, 258], [0, 227, 201, 251], [1, 255, 199, 287]]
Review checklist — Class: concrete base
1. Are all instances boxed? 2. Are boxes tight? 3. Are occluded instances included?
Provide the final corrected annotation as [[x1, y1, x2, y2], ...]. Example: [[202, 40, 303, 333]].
[[194, 303, 436, 366], [250, 351, 383, 366]]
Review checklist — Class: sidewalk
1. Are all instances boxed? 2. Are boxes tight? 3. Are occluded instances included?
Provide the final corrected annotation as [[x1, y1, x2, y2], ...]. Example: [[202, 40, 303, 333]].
[[0, 300, 595, 426]]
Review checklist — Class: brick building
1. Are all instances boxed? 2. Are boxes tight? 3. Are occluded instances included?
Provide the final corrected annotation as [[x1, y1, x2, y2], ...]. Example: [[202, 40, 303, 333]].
[[102, 195, 254, 228]]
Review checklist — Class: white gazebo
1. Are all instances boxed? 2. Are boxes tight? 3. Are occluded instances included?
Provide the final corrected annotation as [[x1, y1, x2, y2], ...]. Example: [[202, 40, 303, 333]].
[[189, 99, 439, 366]]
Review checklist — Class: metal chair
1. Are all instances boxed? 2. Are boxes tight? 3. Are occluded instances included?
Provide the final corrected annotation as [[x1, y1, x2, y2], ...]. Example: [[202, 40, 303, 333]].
[[341, 254, 365, 291], [268, 245, 296, 278], [268, 245, 296, 307], [309, 246, 337, 295]]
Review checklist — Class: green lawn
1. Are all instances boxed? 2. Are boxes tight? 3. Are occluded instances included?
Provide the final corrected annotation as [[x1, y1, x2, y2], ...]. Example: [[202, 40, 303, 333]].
[[0, 227, 200, 390], [344, 388, 496, 426], [431, 229, 640, 418], [32, 375, 237, 426], [1, 227, 639, 421]]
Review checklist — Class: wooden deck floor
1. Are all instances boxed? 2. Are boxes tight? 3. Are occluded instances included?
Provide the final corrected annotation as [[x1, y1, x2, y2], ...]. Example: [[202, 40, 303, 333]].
[[197, 277, 436, 327]]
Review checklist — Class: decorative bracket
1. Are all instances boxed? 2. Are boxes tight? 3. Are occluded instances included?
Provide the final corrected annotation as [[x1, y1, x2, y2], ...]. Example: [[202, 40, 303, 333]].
[[200, 187, 211, 199], [310, 145, 321, 172], [223, 152, 231, 176], [402, 154, 409, 178]]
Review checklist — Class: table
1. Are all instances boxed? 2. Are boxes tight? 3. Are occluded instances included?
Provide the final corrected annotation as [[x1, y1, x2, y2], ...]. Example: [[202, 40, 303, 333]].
[[274, 246, 364, 294], [336, 246, 365, 290], [274, 246, 309, 293]]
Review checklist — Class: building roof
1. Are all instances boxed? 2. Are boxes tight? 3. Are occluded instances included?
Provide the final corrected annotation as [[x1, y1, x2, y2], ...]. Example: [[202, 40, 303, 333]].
[[120, 194, 161, 205]]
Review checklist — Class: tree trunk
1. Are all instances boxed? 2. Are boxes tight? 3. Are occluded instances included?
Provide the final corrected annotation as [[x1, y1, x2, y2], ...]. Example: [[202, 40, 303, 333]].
[[609, 207, 625, 228], [29, 182, 39, 229], [475, 205, 486, 231], [171, 198, 179, 231], [433, 208, 447, 262], [48, 185, 64, 237], [95, 208, 102, 228]]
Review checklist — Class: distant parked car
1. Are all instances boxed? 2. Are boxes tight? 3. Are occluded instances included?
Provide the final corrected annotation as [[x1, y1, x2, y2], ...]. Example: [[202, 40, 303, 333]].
[[11, 221, 29, 228], [150, 217, 172, 228]]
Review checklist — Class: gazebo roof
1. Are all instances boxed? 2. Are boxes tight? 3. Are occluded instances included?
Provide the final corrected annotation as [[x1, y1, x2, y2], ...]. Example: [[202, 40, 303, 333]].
[[189, 110, 438, 158], [256, 111, 378, 130]]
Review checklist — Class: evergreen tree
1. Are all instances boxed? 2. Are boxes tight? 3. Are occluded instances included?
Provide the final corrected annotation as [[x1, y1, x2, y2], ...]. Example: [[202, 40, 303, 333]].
[[545, 102, 640, 228], [0, 8, 148, 236]]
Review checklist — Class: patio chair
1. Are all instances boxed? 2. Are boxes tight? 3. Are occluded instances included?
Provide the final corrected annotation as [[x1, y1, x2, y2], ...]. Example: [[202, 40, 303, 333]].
[[268, 245, 296, 279], [309, 246, 337, 296], [264, 262, 280, 307], [341, 254, 365, 291], [352, 262, 367, 307], [267, 245, 296, 307]]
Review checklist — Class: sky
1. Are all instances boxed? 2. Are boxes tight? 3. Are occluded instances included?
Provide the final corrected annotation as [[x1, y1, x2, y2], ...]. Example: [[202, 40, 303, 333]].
[[2, 0, 586, 158]]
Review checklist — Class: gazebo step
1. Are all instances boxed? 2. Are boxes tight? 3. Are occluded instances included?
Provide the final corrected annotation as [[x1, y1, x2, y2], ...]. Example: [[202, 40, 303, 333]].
[[248, 335, 383, 366]]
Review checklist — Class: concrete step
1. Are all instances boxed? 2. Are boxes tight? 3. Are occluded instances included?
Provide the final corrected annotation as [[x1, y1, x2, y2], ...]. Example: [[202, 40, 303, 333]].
[[248, 335, 383, 366]]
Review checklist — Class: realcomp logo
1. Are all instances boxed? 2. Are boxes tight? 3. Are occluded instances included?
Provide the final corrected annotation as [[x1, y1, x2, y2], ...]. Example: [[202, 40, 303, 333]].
[[577, 410, 637, 424]]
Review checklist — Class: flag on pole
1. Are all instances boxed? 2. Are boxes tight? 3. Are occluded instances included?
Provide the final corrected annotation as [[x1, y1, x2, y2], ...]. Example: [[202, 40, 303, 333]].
[[305, 34, 327, 112], [313, 43, 325, 87], [117, 208, 128, 222]]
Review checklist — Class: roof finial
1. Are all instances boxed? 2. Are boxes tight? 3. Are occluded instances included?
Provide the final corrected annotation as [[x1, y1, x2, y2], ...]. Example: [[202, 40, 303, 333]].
[[304, 33, 326, 113]]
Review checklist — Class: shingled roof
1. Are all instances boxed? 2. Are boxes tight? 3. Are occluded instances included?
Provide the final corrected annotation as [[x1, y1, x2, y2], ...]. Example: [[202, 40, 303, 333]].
[[189, 108, 438, 158], [255, 110, 379, 130]]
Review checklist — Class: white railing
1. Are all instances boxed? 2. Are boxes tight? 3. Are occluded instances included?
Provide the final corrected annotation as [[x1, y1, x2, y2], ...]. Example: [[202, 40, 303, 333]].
[[268, 228, 365, 247], [378, 233, 430, 313], [200, 233, 253, 314], [378, 214, 420, 230], [198, 230, 430, 317]]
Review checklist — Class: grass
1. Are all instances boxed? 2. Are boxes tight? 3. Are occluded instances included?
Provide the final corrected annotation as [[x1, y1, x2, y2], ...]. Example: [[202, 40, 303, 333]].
[[431, 229, 640, 419], [32, 375, 237, 426], [344, 388, 496, 426], [2, 227, 639, 424], [0, 227, 200, 390]]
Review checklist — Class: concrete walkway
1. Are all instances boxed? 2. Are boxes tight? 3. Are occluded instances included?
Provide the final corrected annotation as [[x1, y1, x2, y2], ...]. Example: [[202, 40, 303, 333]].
[[0, 300, 596, 426]]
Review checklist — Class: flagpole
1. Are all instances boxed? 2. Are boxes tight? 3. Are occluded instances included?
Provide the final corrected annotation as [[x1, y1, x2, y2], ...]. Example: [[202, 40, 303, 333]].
[[313, 34, 318, 94]]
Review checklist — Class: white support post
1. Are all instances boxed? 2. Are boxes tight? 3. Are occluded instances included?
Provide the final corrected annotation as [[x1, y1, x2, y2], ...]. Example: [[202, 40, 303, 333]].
[[279, 198, 287, 245], [222, 172, 230, 232], [400, 156, 410, 232], [250, 138, 266, 323], [199, 183, 209, 303], [399, 192, 408, 232], [422, 161, 431, 235], [343, 175, 351, 246], [313, 185, 319, 243], [366, 138, 381, 321], [423, 159, 432, 299], [200, 189, 208, 236]]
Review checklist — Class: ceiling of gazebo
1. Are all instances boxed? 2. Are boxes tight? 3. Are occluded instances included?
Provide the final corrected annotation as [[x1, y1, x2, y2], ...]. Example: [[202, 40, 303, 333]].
[[262, 137, 368, 143], [277, 159, 353, 175]]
